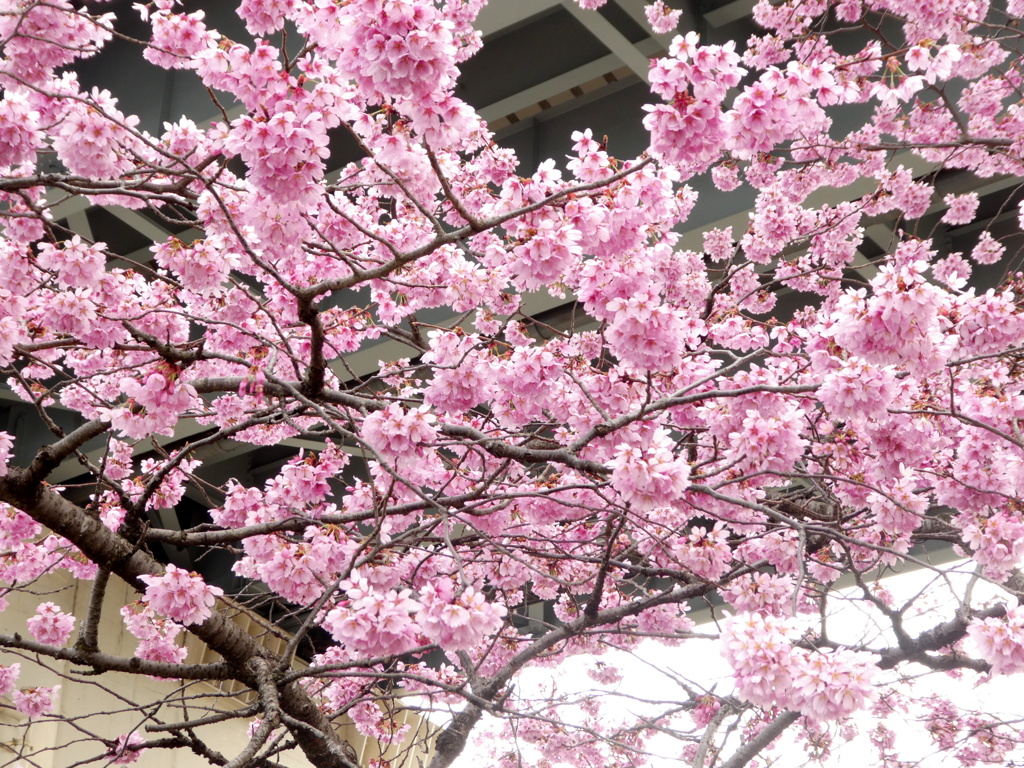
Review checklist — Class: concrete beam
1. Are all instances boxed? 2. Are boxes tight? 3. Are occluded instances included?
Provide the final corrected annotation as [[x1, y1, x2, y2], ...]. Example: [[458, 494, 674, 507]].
[[66, 211, 93, 242], [703, 0, 756, 28], [479, 53, 631, 123], [560, 0, 653, 82], [475, 0, 562, 37], [107, 206, 173, 244]]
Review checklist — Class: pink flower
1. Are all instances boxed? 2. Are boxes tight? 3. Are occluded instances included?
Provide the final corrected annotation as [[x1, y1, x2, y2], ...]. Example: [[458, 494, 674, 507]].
[[0, 663, 20, 697], [510, 222, 581, 291], [361, 403, 437, 476], [958, 510, 1024, 581], [152, 235, 239, 294], [36, 235, 105, 290], [819, 360, 896, 421], [932, 253, 971, 290], [609, 430, 690, 511], [721, 572, 796, 616], [645, 0, 682, 34], [967, 606, 1024, 675], [416, 579, 506, 651], [144, 9, 211, 69], [727, 404, 807, 475], [673, 524, 732, 580], [26, 602, 76, 646], [138, 564, 224, 626], [703, 226, 736, 261], [723, 614, 876, 720], [721, 613, 795, 709], [791, 649, 876, 721], [257, 542, 329, 605], [322, 570, 422, 657], [0, 431, 13, 478], [691, 695, 721, 727], [970, 231, 1004, 265], [114, 369, 200, 439], [830, 252, 949, 375], [52, 92, 140, 180], [0, 91, 42, 168], [108, 733, 147, 765], [942, 192, 979, 226], [905, 45, 931, 72], [711, 163, 741, 191], [121, 603, 189, 666], [238, 0, 295, 35], [605, 292, 700, 371], [14, 686, 59, 719]]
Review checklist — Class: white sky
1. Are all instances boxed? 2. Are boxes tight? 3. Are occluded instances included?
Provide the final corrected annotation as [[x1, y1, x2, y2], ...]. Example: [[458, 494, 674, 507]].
[[439, 561, 1024, 768]]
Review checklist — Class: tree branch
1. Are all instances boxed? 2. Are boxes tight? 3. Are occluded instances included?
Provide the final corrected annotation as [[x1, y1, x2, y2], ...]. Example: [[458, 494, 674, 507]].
[[0, 631, 232, 679], [718, 711, 800, 768], [26, 417, 111, 483]]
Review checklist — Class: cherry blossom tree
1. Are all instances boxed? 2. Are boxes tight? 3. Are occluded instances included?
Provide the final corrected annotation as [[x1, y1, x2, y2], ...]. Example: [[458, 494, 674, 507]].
[[2, 0, 1024, 767]]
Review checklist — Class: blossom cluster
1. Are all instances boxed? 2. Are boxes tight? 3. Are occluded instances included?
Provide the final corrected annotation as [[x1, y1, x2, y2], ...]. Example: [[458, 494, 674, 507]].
[[322, 571, 506, 657], [722, 613, 876, 721], [13, 686, 60, 719], [361, 403, 439, 480], [121, 603, 189, 666], [417, 579, 506, 650], [967, 606, 1024, 675], [108, 733, 148, 765], [138, 565, 224, 627], [26, 602, 75, 646], [609, 430, 691, 511]]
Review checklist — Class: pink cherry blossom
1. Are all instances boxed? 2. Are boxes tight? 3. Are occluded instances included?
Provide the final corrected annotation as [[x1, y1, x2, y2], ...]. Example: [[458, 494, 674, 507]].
[[791, 648, 877, 721], [0, 431, 13, 478], [0, 91, 43, 168], [971, 231, 1005, 265], [721, 573, 797, 616], [673, 524, 732, 580], [361, 402, 438, 478], [723, 613, 876, 720], [113, 368, 200, 439], [967, 606, 1024, 675], [121, 603, 189, 666], [645, 1, 682, 34], [416, 579, 506, 651], [108, 733, 147, 765], [238, 0, 295, 36], [26, 602, 75, 646], [322, 570, 422, 657], [138, 564, 224, 626], [609, 429, 691, 511], [143, 8, 212, 69], [819, 360, 897, 421], [942, 192, 979, 226], [0, 663, 20, 697], [14, 686, 59, 719]]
